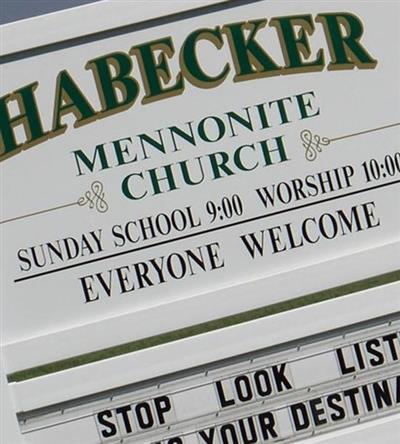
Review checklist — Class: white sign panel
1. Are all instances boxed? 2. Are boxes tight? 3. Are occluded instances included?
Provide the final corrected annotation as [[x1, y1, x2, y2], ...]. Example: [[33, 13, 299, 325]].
[[1, 1, 400, 349]]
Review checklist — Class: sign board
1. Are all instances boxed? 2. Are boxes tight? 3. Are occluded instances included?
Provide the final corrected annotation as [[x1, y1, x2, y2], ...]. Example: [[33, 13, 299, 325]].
[[1, 1, 399, 444], [14, 293, 400, 444], [1, 0, 400, 361]]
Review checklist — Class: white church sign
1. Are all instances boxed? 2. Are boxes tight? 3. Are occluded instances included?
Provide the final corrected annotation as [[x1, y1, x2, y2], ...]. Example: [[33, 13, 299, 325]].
[[1, 1, 399, 443]]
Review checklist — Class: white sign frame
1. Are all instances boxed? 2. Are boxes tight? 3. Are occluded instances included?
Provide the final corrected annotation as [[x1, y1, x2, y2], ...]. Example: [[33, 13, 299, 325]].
[[1, 1, 400, 443]]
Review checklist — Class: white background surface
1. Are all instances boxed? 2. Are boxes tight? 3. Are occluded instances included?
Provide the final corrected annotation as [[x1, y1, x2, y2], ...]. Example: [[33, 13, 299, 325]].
[[2, 0, 399, 356]]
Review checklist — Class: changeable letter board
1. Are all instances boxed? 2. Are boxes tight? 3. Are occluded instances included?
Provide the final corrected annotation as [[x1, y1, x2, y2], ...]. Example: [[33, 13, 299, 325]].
[[17, 313, 400, 443]]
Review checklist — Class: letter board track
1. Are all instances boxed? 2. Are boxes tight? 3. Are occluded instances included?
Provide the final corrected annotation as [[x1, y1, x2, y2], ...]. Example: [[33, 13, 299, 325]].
[[17, 314, 400, 444]]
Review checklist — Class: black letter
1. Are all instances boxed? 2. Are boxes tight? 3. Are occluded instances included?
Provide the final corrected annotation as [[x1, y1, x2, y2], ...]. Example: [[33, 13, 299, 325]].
[[215, 380, 235, 408], [154, 396, 172, 424], [97, 410, 117, 438], [290, 403, 310, 431]]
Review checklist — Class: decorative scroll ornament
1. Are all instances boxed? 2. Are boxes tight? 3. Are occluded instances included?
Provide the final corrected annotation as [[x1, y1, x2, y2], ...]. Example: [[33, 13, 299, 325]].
[[77, 181, 109, 213], [300, 129, 331, 161]]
